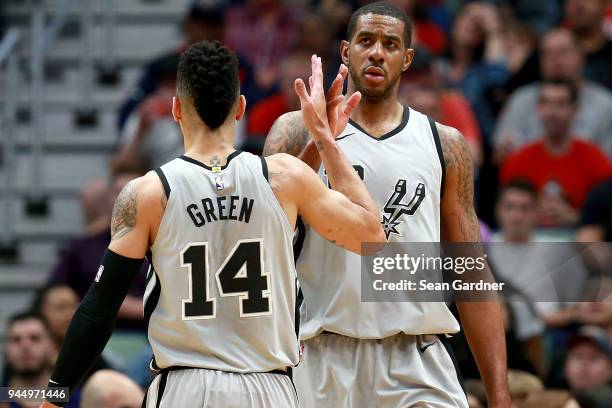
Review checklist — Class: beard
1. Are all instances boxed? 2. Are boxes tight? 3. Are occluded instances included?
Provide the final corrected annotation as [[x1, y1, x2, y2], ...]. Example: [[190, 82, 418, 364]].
[[348, 62, 401, 102], [12, 359, 49, 379]]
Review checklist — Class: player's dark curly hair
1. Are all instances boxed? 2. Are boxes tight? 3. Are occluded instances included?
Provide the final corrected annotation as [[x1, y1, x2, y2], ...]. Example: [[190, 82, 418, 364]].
[[176, 40, 239, 130], [347, 1, 412, 48]]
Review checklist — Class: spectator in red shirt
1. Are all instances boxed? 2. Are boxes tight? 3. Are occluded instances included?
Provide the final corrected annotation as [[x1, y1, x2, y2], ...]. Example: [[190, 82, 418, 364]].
[[500, 79, 611, 227], [246, 51, 312, 139]]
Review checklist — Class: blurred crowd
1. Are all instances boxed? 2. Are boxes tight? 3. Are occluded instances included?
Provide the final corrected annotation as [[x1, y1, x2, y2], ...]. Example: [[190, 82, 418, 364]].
[[2, 0, 612, 407]]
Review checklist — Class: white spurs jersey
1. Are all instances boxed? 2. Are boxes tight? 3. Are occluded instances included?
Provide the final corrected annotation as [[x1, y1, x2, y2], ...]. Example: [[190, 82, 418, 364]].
[[145, 151, 299, 372], [297, 107, 460, 340]]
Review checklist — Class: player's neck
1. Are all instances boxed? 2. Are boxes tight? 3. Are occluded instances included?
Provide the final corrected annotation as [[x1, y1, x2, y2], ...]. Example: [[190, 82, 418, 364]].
[[183, 125, 236, 167], [350, 96, 404, 134]]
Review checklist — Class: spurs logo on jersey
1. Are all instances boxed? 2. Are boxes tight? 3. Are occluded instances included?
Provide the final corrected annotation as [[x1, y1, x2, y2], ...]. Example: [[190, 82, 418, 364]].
[[381, 180, 426, 239], [297, 107, 460, 340]]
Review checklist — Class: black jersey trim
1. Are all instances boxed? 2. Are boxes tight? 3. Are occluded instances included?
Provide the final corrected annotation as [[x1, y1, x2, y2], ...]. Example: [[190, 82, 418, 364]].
[[295, 281, 303, 338], [155, 370, 169, 408], [428, 117, 446, 199], [179, 150, 243, 171], [259, 156, 269, 181], [154, 167, 171, 199], [348, 106, 409, 141], [140, 390, 147, 408], [144, 266, 161, 331], [293, 217, 306, 263], [293, 217, 306, 343], [438, 334, 466, 395], [157, 365, 292, 378]]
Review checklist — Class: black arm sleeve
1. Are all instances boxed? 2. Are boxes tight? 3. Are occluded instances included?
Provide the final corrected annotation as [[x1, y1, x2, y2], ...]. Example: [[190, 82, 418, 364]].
[[46, 248, 144, 406]]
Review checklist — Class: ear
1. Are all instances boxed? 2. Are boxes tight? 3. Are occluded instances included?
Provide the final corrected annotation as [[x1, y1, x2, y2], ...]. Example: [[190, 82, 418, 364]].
[[172, 96, 181, 122], [235, 95, 246, 121], [402, 48, 415, 72], [340, 40, 350, 66]]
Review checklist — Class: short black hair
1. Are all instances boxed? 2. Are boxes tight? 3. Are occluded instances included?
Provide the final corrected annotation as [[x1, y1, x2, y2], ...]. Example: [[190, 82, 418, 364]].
[[347, 1, 412, 47], [539, 78, 579, 104], [498, 179, 538, 201], [8, 310, 48, 331], [176, 40, 239, 130]]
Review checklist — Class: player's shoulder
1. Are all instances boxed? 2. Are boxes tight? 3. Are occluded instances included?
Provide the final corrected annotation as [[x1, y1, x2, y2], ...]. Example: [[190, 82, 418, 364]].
[[268, 110, 304, 135], [433, 122, 470, 168], [435, 122, 465, 147], [263, 153, 318, 198], [120, 171, 166, 210], [274, 110, 303, 125], [264, 153, 310, 177], [264, 110, 309, 156]]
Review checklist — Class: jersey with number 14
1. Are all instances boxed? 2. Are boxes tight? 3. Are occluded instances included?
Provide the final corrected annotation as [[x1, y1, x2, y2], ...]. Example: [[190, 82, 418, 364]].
[[144, 151, 298, 373]]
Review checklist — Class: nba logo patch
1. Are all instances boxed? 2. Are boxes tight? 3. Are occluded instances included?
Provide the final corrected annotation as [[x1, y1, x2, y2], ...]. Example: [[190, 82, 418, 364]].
[[95, 265, 104, 282], [215, 175, 224, 191]]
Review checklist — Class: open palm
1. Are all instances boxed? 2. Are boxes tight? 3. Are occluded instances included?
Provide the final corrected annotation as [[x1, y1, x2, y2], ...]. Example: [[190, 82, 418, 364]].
[[295, 56, 361, 145]]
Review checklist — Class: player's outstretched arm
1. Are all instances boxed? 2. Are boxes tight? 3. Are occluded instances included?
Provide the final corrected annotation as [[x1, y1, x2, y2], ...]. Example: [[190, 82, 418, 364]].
[[437, 123, 510, 408], [41, 173, 164, 408], [265, 55, 383, 253], [266, 153, 384, 253]]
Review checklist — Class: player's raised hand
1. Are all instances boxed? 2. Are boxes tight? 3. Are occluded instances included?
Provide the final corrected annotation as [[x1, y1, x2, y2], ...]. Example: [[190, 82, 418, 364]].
[[295, 55, 334, 145], [326, 64, 361, 138]]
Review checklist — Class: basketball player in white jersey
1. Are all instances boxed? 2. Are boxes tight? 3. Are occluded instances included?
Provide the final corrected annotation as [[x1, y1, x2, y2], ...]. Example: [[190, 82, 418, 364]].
[[41, 42, 384, 408], [264, 2, 511, 407]]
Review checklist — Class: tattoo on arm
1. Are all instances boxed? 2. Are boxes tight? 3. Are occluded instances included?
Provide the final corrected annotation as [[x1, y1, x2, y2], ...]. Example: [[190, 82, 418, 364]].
[[263, 113, 310, 156], [111, 182, 138, 241], [438, 124, 481, 242]]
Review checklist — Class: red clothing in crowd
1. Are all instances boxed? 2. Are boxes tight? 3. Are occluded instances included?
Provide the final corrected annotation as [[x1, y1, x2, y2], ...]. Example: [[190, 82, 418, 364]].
[[439, 91, 481, 146], [500, 138, 611, 208], [248, 91, 482, 144], [414, 21, 447, 55], [247, 93, 288, 137]]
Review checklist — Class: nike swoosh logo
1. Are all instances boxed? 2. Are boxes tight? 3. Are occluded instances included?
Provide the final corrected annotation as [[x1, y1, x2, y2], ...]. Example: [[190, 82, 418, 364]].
[[336, 132, 355, 141], [419, 342, 436, 354]]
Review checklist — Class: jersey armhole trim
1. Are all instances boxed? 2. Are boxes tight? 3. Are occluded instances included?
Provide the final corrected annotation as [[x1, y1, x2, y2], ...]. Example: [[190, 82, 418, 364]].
[[428, 117, 446, 199], [259, 156, 269, 181], [154, 167, 171, 199]]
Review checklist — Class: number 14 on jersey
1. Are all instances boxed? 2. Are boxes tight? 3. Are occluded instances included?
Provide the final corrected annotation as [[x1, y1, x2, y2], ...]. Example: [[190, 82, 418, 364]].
[[181, 239, 271, 319]]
